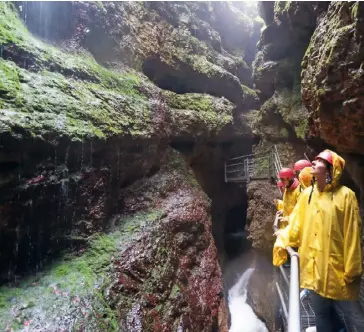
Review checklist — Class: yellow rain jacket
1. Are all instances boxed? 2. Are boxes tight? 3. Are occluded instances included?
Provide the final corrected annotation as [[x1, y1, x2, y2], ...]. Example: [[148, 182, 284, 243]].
[[280, 178, 300, 228], [273, 151, 362, 300], [275, 199, 283, 211], [299, 166, 313, 190]]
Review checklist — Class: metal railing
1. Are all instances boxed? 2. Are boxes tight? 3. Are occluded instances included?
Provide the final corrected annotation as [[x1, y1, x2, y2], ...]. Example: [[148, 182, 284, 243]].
[[225, 145, 282, 183], [273, 214, 301, 332], [272, 145, 282, 178]]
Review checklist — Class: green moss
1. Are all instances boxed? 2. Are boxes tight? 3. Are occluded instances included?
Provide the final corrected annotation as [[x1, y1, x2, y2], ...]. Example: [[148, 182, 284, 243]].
[[164, 91, 214, 112], [273, 87, 308, 140], [170, 284, 181, 298], [0, 59, 151, 140], [351, 3, 358, 20], [0, 3, 142, 92], [94, 1, 105, 10], [163, 91, 233, 135], [241, 84, 258, 99], [274, 1, 292, 17], [316, 88, 326, 98], [0, 210, 163, 331], [0, 3, 156, 141], [0, 59, 24, 108], [295, 118, 308, 139], [185, 54, 219, 77]]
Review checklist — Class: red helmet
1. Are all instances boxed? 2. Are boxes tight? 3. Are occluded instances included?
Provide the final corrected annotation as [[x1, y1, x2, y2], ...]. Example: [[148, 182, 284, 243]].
[[279, 167, 294, 179], [294, 159, 312, 171], [315, 150, 333, 165], [290, 178, 300, 190]]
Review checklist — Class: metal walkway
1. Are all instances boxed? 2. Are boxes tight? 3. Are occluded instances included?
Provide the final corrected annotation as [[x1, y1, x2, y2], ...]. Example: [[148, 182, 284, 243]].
[[276, 241, 364, 332], [224, 145, 282, 183]]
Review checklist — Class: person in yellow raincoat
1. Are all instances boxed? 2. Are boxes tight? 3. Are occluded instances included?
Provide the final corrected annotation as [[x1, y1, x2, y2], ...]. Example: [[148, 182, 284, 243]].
[[293, 159, 313, 192], [293, 159, 312, 177], [273, 150, 364, 332], [274, 180, 284, 211], [276, 167, 300, 228], [298, 166, 313, 190]]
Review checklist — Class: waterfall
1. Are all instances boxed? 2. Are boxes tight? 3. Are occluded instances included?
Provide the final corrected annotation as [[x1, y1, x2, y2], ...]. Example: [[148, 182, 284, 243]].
[[228, 268, 268, 332]]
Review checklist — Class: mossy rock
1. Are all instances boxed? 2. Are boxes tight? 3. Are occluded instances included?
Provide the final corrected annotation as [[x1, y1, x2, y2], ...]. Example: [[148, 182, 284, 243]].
[[0, 59, 152, 141], [0, 210, 163, 331], [0, 3, 160, 142], [162, 91, 234, 138]]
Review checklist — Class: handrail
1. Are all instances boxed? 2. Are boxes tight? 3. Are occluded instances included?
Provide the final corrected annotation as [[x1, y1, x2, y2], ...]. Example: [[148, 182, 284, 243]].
[[226, 148, 272, 161], [273, 214, 301, 332], [276, 282, 288, 320], [225, 145, 282, 183]]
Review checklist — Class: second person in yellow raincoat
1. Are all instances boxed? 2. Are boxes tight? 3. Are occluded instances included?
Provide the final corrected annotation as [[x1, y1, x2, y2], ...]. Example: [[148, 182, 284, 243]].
[[277, 167, 300, 228], [273, 150, 364, 332], [298, 166, 313, 191]]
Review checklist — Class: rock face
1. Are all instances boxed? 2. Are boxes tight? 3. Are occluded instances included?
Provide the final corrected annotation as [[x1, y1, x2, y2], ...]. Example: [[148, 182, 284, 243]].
[[302, 2, 364, 155], [247, 1, 326, 253], [0, 1, 264, 331], [17, 1, 261, 106], [111, 150, 228, 332], [0, 150, 228, 331], [0, 2, 241, 274], [0, 150, 227, 331]]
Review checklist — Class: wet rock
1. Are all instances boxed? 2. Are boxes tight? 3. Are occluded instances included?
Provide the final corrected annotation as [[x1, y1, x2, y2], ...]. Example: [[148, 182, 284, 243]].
[[0, 150, 228, 331], [258, 2, 274, 26], [246, 252, 277, 332], [0, 1, 248, 280], [302, 1, 364, 155], [252, 1, 326, 135], [105, 149, 229, 331], [14, 1, 261, 106]]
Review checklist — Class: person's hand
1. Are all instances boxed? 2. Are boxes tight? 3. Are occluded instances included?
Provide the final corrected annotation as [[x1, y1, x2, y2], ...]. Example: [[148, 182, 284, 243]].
[[273, 230, 281, 237], [279, 216, 288, 223], [275, 210, 282, 216]]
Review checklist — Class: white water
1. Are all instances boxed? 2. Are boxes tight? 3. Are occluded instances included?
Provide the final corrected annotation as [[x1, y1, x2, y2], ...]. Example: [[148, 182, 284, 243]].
[[228, 267, 268, 332]]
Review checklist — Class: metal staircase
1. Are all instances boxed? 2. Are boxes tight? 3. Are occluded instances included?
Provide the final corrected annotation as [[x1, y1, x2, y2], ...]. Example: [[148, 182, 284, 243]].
[[224, 145, 282, 183]]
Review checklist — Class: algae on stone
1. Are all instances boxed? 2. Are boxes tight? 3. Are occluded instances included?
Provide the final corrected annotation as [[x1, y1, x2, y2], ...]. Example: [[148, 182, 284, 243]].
[[163, 91, 234, 138], [0, 210, 162, 331], [0, 3, 158, 142]]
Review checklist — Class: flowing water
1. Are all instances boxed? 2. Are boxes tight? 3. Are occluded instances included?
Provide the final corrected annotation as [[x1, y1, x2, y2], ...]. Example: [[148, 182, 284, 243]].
[[223, 246, 269, 332], [228, 267, 268, 332]]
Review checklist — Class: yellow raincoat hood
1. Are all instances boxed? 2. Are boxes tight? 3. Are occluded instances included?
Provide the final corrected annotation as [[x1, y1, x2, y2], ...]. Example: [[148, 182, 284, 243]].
[[279, 178, 300, 228], [298, 166, 313, 189], [273, 151, 362, 301], [322, 150, 345, 191]]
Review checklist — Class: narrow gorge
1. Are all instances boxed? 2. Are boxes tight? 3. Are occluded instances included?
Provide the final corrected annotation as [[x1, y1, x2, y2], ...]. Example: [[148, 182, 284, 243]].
[[0, 2, 364, 332]]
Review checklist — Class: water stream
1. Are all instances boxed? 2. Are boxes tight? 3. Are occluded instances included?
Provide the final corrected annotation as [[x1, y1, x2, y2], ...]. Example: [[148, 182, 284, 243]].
[[228, 267, 268, 332], [223, 245, 269, 332]]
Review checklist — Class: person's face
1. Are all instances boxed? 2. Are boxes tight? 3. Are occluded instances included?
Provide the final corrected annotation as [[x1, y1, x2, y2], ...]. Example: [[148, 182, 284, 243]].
[[280, 177, 291, 187], [311, 158, 328, 177]]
